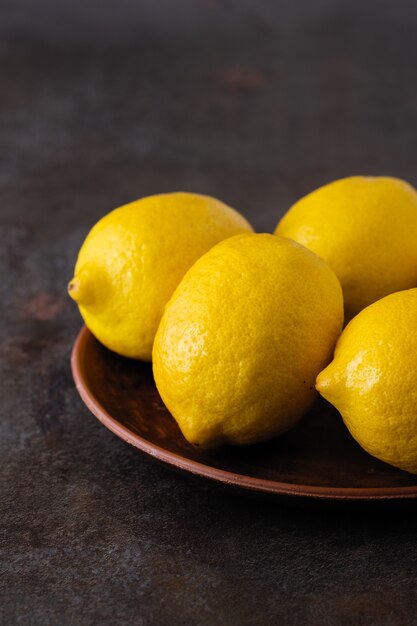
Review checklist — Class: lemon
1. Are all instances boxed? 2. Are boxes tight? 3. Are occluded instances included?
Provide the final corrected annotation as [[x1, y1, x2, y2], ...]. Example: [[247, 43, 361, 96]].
[[316, 289, 417, 474], [275, 176, 417, 320], [153, 233, 343, 448], [68, 192, 252, 360]]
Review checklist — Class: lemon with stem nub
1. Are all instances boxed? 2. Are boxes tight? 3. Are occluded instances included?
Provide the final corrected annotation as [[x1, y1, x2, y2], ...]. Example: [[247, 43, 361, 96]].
[[68, 192, 253, 360], [153, 233, 343, 448], [317, 289, 417, 474]]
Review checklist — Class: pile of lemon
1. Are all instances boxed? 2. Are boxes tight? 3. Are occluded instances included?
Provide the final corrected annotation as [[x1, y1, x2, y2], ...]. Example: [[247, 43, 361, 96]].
[[69, 177, 417, 474]]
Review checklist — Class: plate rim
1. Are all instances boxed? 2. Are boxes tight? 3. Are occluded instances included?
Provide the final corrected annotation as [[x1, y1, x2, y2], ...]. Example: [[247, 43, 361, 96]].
[[71, 326, 417, 501]]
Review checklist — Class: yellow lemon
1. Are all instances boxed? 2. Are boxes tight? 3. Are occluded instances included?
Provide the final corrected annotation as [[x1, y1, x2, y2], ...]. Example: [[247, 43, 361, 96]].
[[316, 289, 417, 474], [68, 192, 252, 360], [275, 176, 417, 320], [153, 233, 343, 448]]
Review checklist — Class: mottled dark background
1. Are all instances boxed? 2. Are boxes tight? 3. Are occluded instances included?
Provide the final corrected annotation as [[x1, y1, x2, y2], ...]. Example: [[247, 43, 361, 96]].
[[2, 1, 417, 624]]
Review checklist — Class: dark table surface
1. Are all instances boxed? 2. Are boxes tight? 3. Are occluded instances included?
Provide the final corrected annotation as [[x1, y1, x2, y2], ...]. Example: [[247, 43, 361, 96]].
[[2, 1, 417, 624]]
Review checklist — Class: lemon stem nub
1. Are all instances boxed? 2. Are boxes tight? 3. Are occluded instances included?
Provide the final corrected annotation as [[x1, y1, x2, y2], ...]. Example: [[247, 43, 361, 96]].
[[68, 277, 83, 303]]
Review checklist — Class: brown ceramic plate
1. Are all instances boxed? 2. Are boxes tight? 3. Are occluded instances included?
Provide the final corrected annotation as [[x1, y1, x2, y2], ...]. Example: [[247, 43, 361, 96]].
[[72, 326, 417, 501]]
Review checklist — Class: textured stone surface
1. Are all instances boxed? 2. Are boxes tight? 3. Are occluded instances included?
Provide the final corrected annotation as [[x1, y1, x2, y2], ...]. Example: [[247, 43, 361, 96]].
[[1, 1, 417, 624]]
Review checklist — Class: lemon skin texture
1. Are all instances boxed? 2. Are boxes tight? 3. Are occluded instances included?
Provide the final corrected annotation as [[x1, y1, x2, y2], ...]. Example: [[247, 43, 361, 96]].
[[316, 289, 417, 474], [275, 176, 417, 321], [153, 233, 344, 448], [68, 192, 253, 360]]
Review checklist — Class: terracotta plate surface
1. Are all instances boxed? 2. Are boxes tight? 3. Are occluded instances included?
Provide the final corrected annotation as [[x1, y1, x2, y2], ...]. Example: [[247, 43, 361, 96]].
[[71, 326, 417, 502]]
